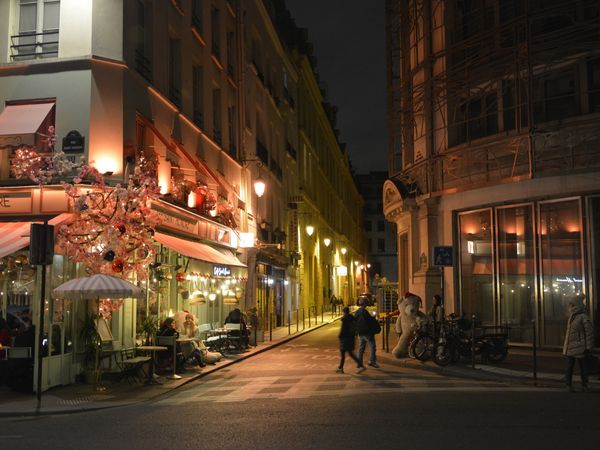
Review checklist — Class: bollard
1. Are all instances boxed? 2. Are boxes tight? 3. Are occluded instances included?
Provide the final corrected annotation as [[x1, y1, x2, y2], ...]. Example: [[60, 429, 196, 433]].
[[302, 308, 305, 330], [471, 314, 476, 369], [321, 306, 324, 323], [532, 319, 538, 384], [269, 313, 273, 342], [296, 309, 299, 333], [308, 306, 311, 327], [288, 310, 291, 335]]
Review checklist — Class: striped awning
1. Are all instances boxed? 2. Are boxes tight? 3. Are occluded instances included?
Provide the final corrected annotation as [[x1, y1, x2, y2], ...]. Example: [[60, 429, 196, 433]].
[[154, 232, 246, 268], [0, 213, 72, 259], [53, 274, 145, 300]]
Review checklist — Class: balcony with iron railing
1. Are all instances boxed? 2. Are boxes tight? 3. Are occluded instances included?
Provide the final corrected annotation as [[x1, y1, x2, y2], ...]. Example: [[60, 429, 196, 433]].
[[193, 109, 204, 129], [10, 31, 58, 60], [269, 159, 283, 182], [134, 49, 153, 82], [286, 141, 297, 160]]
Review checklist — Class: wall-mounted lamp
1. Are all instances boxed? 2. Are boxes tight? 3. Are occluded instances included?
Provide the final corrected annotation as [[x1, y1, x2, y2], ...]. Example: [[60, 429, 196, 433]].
[[341, 247, 347, 255], [306, 225, 314, 236], [242, 157, 266, 197], [323, 237, 331, 247], [254, 174, 266, 197]]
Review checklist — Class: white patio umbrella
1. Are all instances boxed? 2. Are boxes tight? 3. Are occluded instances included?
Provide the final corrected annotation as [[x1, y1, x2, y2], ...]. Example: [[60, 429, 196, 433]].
[[53, 274, 145, 300], [52, 274, 145, 391]]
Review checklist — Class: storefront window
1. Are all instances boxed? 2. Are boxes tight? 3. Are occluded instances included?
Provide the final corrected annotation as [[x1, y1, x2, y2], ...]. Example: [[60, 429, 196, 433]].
[[539, 199, 584, 346], [459, 209, 494, 324], [589, 196, 600, 347], [496, 205, 535, 342]]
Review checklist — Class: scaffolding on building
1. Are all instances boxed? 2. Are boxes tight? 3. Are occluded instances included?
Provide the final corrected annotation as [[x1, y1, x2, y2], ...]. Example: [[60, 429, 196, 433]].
[[386, 0, 600, 197]]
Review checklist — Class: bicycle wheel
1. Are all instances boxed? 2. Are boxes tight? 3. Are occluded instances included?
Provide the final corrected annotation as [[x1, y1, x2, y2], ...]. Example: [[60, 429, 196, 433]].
[[411, 334, 434, 361], [433, 343, 454, 366]]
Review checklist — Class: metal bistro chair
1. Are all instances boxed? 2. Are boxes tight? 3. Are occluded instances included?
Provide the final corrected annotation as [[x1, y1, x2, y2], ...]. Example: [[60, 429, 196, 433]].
[[224, 323, 243, 352], [117, 347, 150, 384], [200, 323, 223, 353]]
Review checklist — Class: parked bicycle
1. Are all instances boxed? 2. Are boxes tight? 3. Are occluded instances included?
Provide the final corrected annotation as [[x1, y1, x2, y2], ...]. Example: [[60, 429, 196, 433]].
[[432, 315, 509, 366]]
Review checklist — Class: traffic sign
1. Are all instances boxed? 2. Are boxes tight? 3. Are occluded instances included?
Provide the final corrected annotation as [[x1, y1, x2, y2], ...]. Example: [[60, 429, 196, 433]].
[[433, 246, 454, 267]]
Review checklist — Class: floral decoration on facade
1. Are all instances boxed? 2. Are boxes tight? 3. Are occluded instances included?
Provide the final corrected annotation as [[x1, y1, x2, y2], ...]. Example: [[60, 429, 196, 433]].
[[98, 299, 124, 320], [10, 146, 80, 184], [57, 155, 160, 280]]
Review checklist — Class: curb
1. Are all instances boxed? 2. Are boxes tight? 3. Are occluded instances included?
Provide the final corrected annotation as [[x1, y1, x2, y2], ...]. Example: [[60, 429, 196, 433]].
[[0, 317, 340, 418]]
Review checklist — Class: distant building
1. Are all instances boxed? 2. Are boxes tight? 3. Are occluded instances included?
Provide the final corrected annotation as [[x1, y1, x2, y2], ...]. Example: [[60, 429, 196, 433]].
[[356, 171, 397, 290], [385, 0, 600, 347]]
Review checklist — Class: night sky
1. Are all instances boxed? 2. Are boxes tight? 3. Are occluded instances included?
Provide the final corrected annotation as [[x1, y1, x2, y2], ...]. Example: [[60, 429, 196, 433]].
[[285, 0, 387, 174]]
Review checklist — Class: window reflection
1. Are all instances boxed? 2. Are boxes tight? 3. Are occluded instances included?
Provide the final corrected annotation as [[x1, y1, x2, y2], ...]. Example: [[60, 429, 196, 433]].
[[459, 209, 494, 324], [539, 199, 583, 346], [497, 205, 535, 342]]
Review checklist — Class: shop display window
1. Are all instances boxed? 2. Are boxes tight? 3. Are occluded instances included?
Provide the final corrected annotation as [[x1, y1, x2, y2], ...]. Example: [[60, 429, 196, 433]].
[[496, 204, 535, 343], [459, 209, 494, 324], [539, 199, 584, 346]]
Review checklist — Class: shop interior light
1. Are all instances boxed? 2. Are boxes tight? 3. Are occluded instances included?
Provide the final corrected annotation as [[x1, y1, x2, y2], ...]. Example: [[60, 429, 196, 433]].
[[306, 225, 314, 236], [323, 238, 331, 247]]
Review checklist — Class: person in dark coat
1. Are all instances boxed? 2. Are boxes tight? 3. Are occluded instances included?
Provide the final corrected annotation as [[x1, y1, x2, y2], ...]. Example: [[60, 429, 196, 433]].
[[563, 296, 593, 392], [355, 298, 379, 368], [337, 307, 364, 373]]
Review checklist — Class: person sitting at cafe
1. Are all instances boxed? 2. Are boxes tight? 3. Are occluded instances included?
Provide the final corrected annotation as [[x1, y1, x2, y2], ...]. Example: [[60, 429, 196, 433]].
[[181, 313, 220, 365], [157, 317, 187, 374], [0, 317, 10, 347], [225, 308, 249, 350]]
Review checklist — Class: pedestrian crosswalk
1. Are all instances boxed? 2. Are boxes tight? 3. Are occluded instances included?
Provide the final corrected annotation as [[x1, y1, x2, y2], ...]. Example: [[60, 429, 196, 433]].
[[156, 371, 544, 405]]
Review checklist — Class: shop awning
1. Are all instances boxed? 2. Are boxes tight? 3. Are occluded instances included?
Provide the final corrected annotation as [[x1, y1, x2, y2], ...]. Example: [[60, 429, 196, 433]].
[[0, 103, 54, 147], [154, 232, 246, 268], [0, 213, 72, 259]]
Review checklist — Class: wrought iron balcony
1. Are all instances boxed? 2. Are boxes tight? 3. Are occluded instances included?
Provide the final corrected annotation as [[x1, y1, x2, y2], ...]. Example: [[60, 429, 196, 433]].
[[10, 31, 58, 60]]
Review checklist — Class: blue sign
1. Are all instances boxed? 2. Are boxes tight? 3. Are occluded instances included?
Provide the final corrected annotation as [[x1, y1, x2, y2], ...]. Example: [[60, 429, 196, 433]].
[[213, 265, 231, 277], [433, 246, 454, 267]]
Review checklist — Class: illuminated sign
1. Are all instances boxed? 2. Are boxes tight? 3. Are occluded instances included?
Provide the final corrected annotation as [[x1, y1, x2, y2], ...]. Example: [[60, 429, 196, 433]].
[[336, 265, 348, 276], [213, 265, 231, 277]]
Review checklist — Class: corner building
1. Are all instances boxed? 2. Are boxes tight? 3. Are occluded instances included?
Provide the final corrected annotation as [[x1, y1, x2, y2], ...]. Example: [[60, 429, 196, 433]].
[[385, 0, 600, 347]]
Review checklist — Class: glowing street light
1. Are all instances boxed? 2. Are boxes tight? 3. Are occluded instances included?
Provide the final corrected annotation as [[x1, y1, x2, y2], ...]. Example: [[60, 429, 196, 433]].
[[306, 225, 314, 236], [323, 237, 331, 247]]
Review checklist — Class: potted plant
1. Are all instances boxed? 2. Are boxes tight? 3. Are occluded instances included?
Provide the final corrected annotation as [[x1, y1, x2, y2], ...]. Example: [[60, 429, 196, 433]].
[[78, 313, 102, 384], [139, 315, 159, 346]]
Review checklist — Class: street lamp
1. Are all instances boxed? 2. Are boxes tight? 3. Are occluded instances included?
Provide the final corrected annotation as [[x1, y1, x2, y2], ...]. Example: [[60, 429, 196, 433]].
[[306, 225, 314, 236], [341, 247, 347, 255], [323, 237, 331, 247]]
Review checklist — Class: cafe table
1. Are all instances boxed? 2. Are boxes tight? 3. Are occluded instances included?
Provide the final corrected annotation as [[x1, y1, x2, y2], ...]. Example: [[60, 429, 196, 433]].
[[136, 345, 168, 385]]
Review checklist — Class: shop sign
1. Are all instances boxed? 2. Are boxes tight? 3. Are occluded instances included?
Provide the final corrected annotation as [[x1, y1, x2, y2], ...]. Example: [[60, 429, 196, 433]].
[[152, 204, 198, 235], [0, 191, 32, 214], [336, 265, 348, 276], [213, 265, 231, 277]]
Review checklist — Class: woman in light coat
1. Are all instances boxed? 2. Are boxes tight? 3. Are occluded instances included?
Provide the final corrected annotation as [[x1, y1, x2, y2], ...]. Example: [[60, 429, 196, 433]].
[[563, 296, 593, 392]]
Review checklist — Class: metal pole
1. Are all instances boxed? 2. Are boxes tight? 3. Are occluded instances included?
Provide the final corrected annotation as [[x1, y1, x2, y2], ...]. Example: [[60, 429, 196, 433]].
[[269, 312, 273, 341], [296, 309, 299, 333], [36, 221, 49, 410], [471, 314, 476, 369], [321, 305, 324, 323], [532, 319, 538, 384], [302, 308, 305, 330], [288, 310, 291, 335], [308, 306, 311, 327]]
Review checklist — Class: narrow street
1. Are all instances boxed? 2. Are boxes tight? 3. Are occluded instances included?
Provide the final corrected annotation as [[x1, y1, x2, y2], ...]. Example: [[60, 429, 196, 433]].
[[2, 323, 599, 450]]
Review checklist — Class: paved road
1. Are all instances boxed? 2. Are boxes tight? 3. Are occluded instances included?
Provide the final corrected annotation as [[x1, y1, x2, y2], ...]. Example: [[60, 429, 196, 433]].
[[1, 323, 599, 449]]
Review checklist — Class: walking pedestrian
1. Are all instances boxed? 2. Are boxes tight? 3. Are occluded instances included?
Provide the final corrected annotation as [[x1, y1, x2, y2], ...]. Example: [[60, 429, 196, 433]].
[[355, 297, 379, 368], [563, 295, 593, 392], [337, 307, 364, 373]]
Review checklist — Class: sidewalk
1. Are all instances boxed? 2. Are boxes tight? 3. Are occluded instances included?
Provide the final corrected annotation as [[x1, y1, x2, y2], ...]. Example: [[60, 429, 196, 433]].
[[0, 313, 341, 418], [378, 343, 600, 387]]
